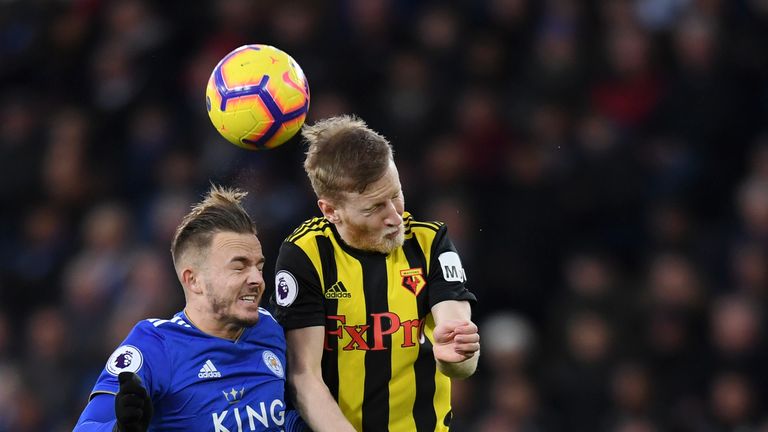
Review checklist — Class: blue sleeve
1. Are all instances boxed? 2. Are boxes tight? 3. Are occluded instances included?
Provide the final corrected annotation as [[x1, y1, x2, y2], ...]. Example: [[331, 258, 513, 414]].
[[90, 321, 170, 401], [284, 409, 309, 432], [72, 393, 117, 431]]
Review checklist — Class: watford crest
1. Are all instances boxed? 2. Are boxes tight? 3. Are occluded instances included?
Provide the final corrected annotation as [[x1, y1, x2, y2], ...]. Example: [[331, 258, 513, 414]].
[[400, 268, 426, 296]]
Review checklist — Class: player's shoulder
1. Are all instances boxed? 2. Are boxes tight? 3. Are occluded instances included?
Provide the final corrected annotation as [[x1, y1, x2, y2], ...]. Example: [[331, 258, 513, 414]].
[[110, 315, 189, 359], [284, 216, 333, 245], [404, 211, 445, 236], [135, 314, 193, 338]]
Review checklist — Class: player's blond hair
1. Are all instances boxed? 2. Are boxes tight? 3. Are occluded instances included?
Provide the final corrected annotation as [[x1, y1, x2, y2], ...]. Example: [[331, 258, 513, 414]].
[[170, 184, 256, 268], [302, 115, 393, 203]]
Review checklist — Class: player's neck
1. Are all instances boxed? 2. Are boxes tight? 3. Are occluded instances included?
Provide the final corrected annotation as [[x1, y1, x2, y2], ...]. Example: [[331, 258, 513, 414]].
[[183, 307, 244, 341]]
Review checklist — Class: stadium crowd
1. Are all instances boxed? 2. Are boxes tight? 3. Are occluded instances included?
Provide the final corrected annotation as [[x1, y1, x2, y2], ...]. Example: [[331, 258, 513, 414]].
[[1, 0, 768, 430]]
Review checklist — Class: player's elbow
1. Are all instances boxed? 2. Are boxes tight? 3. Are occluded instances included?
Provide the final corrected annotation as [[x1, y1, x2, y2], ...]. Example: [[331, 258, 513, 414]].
[[288, 366, 320, 385], [288, 368, 324, 399]]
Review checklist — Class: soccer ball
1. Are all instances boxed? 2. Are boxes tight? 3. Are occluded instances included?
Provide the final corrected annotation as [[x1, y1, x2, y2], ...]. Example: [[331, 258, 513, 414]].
[[205, 44, 310, 150]]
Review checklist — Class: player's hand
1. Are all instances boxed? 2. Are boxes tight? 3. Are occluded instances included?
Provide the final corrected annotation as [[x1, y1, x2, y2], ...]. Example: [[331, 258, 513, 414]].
[[432, 320, 480, 364], [113, 372, 153, 432]]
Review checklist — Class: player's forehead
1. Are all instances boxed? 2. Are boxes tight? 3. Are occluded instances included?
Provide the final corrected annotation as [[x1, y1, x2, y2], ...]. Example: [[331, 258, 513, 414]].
[[345, 163, 401, 205], [209, 231, 263, 261]]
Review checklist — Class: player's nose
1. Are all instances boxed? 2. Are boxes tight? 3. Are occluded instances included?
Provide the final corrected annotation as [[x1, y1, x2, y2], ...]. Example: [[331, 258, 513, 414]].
[[384, 200, 403, 227], [246, 266, 264, 287]]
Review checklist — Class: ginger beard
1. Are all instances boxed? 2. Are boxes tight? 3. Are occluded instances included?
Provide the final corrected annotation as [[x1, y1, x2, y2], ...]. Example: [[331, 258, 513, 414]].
[[343, 219, 405, 254], [331, 162, 406, 255]]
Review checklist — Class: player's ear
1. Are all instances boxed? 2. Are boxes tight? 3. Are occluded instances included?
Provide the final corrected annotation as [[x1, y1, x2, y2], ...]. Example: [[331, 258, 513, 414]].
[[181, 267, 203, 294], [178, 249, 206, 294], [318, 199, 340, 223]]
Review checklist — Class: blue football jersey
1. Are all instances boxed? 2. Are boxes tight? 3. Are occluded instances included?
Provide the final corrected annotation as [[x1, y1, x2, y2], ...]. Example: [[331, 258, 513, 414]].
[[88, 308, 293, 431]]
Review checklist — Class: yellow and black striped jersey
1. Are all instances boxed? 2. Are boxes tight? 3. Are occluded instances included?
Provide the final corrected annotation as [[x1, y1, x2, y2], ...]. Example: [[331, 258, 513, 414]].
[[272, 212, 476, 432]]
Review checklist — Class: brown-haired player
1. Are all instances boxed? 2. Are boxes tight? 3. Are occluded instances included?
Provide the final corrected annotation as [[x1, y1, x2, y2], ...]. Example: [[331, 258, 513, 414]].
[[272, 115, 480, 431], [74, 185, 306, 431]]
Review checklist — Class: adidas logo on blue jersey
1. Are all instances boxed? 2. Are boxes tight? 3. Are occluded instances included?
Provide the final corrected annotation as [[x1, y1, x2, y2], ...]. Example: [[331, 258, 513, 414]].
[[198, 359, 222, 378], [325, 281, 351, 299]]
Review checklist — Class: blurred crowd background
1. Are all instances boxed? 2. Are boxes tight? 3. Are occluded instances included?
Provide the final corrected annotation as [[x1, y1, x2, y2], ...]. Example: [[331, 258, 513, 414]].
[[1, 0, 768, 430]]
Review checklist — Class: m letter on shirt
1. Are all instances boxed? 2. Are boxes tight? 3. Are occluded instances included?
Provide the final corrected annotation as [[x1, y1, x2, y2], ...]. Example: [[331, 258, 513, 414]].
[[438, 252, 466, 282]]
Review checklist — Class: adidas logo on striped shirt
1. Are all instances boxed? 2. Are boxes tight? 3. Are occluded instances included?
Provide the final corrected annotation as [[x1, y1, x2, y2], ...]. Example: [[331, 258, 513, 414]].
[[325, 281, 351, 299], [198, 359, 222, 378]]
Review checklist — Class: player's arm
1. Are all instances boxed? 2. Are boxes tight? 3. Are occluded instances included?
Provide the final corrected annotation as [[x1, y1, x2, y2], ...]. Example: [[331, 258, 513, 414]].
[[74, 372, 153, 431], [75, 322, 165, 431], [286, 326, 356, 432], [73, 393, 119, 431], [431, 300, 480, 379]]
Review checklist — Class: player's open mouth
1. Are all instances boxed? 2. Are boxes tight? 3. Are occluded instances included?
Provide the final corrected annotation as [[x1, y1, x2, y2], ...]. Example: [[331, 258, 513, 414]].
[[239, 295, 257, 303]]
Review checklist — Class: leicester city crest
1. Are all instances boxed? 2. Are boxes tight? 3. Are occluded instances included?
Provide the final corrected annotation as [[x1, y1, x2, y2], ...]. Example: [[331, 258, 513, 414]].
[[262, 350, 284, 378]]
